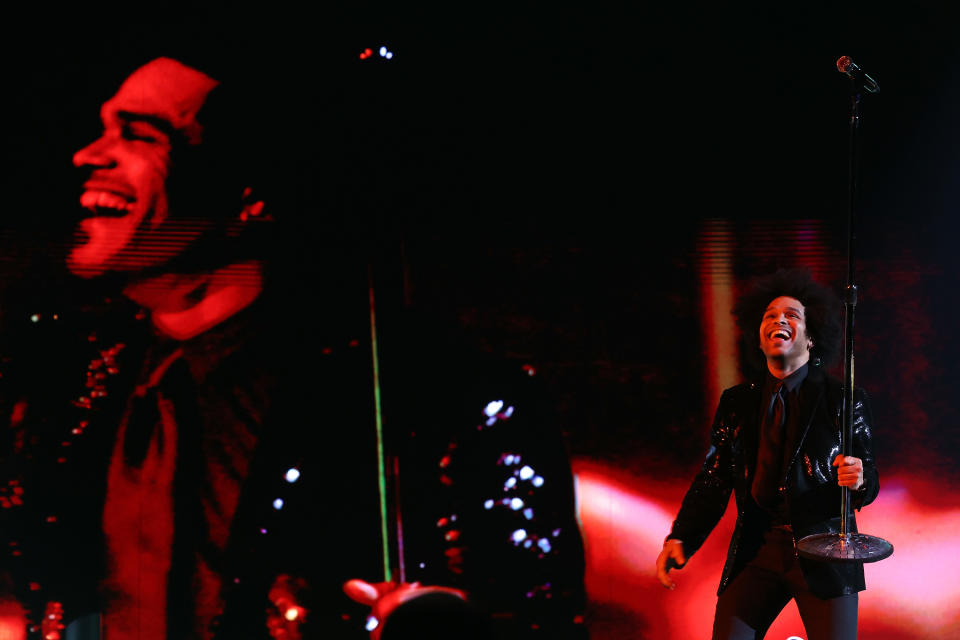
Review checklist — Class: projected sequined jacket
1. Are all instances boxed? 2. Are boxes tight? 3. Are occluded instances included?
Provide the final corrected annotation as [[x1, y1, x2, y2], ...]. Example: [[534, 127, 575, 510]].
[[668, 365, 879, 599], [1, 295, 586, 640]]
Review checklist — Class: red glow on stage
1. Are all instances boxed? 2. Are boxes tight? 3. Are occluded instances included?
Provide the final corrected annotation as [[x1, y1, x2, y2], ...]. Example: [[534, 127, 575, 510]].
[[574, 460, 960, 639], [574, 461, 730, 638], [696, 220, 737, 414], [855, 476, 960, 637], [0, 599, 26, 640]]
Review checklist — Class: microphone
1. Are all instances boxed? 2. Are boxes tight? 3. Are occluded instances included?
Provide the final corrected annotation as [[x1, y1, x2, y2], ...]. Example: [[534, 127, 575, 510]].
[[836, 56, 880, 94]]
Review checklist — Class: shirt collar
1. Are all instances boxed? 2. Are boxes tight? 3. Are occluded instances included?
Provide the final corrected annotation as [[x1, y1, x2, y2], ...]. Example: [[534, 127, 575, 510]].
[[766, 362, 809, 394]]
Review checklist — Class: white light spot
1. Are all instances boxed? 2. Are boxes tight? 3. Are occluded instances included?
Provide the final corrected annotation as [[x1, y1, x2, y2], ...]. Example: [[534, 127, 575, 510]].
[[366, 616, 380, 631], [532, 475, 545, 487], [379, 46, 388, 57], [385, 52, 394, 59], [486, 416, 497, 427], [272, 498, 284, 510], [523, 508, 534, 520], [504, 454, 515, 465], [504, 406, 514, 418], [30, 314, 40, 323], [484, 400, 504, 417], [450, 514, 457, 521], [510, 497, 524, 510], [524, 539, 533, 548], [484, 499, 494, 510], [284, 468, 301, 483], [504, 477, 517, 489], [419, 562, 426, 569], [552, 528, 562, 537], [284, 607, 299, 621], [511, 529, 527, 543], [519, 465, 534, 480], [538, 538, 552, 552]]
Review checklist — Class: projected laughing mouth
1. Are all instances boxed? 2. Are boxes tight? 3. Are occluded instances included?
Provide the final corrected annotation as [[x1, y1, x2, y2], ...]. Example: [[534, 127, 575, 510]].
[[68, 58, 217, 277]]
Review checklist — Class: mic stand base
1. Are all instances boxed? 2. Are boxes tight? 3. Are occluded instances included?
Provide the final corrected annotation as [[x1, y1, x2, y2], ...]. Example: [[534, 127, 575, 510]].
[[796, 531, 893, 563]]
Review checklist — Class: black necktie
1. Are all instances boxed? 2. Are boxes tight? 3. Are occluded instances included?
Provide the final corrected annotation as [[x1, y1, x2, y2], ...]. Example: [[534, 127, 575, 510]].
[[752, 381, 785, 509]]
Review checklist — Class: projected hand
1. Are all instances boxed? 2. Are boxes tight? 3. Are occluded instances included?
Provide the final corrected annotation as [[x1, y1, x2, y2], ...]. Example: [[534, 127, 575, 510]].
[[343, 579, 467, 639], [656, 538, 687, 590], [833, 455, 864, 490]]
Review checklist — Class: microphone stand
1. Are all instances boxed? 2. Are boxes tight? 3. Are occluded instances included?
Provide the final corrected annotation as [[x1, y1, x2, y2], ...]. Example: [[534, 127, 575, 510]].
[[796, 58, 892, 563]]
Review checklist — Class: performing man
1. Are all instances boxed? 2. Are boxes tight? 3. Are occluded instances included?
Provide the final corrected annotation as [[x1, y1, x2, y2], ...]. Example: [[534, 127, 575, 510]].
[[656, 269, 879, 640]]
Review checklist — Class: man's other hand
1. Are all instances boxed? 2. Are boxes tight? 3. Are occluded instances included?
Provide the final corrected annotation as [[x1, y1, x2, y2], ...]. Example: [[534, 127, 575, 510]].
[[655, 539, 687, 590]]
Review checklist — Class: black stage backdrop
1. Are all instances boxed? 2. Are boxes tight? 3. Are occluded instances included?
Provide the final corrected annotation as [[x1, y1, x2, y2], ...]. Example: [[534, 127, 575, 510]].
[[2, 3, 958, 638]]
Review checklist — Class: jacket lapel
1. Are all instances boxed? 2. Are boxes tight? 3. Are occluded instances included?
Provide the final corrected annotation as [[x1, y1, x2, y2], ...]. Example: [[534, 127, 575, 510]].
[[742, 380, 763, 479]]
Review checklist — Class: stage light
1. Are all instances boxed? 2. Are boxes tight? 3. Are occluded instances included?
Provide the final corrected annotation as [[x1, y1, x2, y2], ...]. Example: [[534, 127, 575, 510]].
[[273, 498, 284, 510], [512, 529, 528, 543], [538, 539, 552, 552], [505, 477, 517, 489], [284, 468, 300, 483], [484, 400, 504, 417], [484, 499, 495, 509], [532, 476, 545, 487], [510, 498, 524, 510], [520, 465, 535, 480], [365, 616, 379, 632]]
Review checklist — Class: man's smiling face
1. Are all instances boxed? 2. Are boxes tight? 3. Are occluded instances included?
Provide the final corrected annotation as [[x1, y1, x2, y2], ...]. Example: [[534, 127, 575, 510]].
[[759, 295, 814, 368], [68, 58, 219, 277]]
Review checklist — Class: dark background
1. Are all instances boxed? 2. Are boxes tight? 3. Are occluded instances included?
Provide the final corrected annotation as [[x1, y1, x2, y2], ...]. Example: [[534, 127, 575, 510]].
[[1, 3, 958, 634]]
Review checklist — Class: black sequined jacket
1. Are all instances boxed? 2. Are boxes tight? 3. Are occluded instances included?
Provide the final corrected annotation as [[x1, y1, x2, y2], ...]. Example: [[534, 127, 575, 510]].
[[668, 365, 879, 599]]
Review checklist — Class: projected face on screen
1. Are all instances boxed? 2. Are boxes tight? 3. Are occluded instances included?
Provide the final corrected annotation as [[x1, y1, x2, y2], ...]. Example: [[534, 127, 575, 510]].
[[68, 58, 219, 277]]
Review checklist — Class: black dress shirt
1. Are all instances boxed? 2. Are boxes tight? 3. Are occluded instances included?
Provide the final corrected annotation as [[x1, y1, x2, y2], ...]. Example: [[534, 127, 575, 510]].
[[753, 362, 808, 525]]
